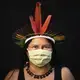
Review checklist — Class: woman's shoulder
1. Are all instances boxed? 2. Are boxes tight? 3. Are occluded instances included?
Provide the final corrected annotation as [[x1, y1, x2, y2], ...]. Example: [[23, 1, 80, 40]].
[[4, 69, 20, 80], [61, 66, 75, 80], [4, 64, 28, 80]]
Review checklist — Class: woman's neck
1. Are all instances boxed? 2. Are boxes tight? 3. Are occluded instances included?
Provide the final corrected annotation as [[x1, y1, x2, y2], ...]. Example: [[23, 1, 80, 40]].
[[29, 62, 51, 75]]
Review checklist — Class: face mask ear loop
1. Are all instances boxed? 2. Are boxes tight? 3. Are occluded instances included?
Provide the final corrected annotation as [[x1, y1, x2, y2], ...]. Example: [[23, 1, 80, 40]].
[[25, 48, 29, 58]]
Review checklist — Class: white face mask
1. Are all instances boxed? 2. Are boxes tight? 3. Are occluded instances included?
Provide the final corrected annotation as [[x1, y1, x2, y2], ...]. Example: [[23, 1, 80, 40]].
[[27, 49, 52, 67]]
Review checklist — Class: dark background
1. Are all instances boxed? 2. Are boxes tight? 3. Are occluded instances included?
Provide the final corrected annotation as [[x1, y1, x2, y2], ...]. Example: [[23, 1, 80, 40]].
[[1, 0, 80, 80]]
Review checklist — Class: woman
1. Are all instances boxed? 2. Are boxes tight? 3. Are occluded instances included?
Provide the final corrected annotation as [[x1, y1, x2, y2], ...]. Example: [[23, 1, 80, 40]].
[[4, 2, 75, 80]]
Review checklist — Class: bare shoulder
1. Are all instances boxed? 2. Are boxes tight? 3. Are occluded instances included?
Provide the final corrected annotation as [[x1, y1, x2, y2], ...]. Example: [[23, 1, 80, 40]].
[[4, 69, 20, 80], [61, 67, 75, 80]]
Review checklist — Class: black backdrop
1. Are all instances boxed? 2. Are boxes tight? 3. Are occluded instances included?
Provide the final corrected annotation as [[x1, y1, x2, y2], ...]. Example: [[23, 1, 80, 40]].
[[1, 0, 80, 80]]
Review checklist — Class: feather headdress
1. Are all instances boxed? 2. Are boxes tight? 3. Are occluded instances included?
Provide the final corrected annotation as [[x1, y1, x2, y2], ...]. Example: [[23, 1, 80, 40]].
[[12, 2, 65, 48]]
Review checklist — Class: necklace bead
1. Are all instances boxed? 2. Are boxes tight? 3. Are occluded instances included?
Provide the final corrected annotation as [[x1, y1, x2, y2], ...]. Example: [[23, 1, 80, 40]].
[[26, 67, 53, 79]]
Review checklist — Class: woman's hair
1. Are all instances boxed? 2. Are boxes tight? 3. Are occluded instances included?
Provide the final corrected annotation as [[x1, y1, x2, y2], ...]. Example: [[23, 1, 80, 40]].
[[23, 37, 57, 67]]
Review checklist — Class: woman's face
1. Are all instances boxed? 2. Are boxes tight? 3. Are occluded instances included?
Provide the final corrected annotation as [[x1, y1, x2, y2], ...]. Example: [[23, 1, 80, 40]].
[[26, 38, 53, 67], [27, 37, 53, 51]]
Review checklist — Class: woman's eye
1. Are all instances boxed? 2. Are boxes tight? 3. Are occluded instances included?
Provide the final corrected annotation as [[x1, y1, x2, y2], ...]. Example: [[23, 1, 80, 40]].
[[43, 45, 52, 50], [33, 45, 38, 49], [44, 45, 51, 48]]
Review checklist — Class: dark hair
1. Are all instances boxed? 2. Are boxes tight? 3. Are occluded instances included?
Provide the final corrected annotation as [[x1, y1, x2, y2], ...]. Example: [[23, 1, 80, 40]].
[[24, 38, 57, 67]]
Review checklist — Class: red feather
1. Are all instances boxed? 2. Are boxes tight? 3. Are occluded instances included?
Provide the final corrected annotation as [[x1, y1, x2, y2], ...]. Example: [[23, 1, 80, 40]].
[[35, 2, 42, 32], [29, 16, 37, 33], [40, 15, 52, 34]]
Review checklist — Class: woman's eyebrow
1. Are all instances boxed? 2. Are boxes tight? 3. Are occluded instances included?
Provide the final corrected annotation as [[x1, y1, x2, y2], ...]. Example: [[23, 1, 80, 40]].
[[28, 44, 39, 47]]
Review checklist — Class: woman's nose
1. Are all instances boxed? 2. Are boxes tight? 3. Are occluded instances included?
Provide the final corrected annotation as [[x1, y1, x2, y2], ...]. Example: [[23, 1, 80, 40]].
[[39, 46, 43, 49]]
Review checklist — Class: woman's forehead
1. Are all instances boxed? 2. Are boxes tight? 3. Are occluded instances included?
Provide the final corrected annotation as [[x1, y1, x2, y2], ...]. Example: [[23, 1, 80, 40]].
[[29, 37, 51, 45]]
